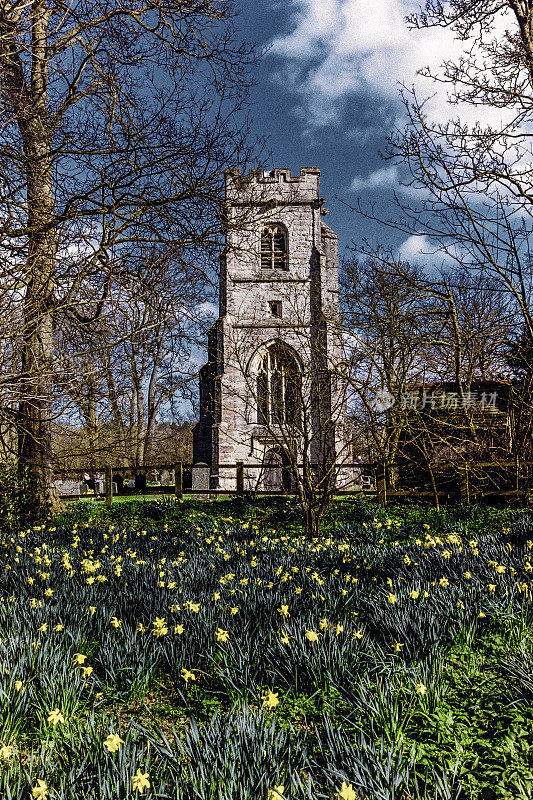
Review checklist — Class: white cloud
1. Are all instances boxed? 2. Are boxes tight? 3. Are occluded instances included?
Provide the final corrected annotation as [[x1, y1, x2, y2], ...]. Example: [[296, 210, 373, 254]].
[[398, 234, 456, 267], [351, 164, 398, 192], [196, 301, 218, 319], [270, 0, 513, 131]]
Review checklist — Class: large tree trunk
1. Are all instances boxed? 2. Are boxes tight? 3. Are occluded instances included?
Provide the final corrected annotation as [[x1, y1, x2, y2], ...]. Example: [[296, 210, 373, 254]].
[[15, 1, 60, 513]]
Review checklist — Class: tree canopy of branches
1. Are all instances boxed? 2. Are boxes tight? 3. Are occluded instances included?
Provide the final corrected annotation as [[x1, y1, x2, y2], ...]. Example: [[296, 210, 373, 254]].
[[340, 1, 533, 486], [350, 1, 533, 344], [0, 0, 260, 511], [341, 256, 514, 504]]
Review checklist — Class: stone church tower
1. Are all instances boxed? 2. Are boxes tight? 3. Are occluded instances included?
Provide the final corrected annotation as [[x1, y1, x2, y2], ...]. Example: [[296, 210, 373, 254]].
[[193, 167, 345, 489]]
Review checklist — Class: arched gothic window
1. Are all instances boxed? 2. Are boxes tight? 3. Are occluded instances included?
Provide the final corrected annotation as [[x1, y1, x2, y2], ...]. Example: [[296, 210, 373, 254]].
[[261, 225, 288, 270], [256, 344, 300, 426]]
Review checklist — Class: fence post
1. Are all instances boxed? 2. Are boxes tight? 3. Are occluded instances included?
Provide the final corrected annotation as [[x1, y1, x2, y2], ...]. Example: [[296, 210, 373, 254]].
[[174, 461, 183, 501], [377, 462, 387, 505], [236, 461, 244, 498], [459, 465, 469, 505], [105, 466, 113, 506]]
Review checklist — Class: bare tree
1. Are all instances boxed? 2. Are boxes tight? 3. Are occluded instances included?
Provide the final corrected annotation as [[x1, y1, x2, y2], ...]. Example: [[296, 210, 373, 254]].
[[341, 257, 431, 479], [341, 255, 514, 504], [56, 252, 211, 468], [0, 0, 260, 511], [348, 2, 533, 362]]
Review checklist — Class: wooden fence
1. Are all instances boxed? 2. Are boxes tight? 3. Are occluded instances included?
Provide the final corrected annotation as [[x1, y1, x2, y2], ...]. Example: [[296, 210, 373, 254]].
[[52, 459, 533, 506]]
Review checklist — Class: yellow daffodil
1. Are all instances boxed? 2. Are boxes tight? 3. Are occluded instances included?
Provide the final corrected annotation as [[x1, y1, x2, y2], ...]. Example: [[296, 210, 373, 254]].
[[277, 605, 290, 618], [319, 618, 328, 630], [415, 682, 427, 695], [216, 627, 229, 642], [392, 641, 404, 653], [230, 606, 239, 615], [353, 629, 363, 639], [488, 584, 496, 592], [132, 769, 150, 794], [81, 665, 93, 677], [279, 631, 290, 645], [267, 786, 285, 800], [14, 680, 23, 691], [32, 779, 49, 799], [88, 606, 96, 615], [103, 733, 124, 753], [334, 623, 344, 635], [152, 617, 168, 637], [305, 629, 319, 642], [439, 577, 449, 588], [262, 690, 280, 709], [387, 593, 397, 604], [110, 617, 122, 628], [73, 653, 87, 665], [181, 667, 196, 684], [464, 571, 472, 580], [174, 624, 185, 635], [47, 708, 65, 726], [137, 623, 146, 634], [337, 782, 356, 800], [0, 744, 13, 758]]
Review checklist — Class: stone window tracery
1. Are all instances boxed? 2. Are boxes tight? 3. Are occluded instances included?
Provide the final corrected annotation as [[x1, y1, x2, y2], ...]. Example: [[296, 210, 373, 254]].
[[261, 225, 288, 270], [256, 343, 300, 426]]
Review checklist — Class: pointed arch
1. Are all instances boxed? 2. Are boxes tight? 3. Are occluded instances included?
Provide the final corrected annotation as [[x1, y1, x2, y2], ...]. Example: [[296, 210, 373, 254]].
[[253, 342, 301, 426]]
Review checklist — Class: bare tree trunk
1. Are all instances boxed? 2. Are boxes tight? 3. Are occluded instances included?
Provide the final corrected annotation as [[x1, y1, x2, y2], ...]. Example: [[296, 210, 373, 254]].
[[15, 1, 60, 512], [86, 369, 98, 470]]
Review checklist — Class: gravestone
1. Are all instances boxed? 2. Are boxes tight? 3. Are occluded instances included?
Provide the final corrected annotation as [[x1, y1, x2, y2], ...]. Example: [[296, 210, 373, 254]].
[[161, 469, 172, 486], [192, 462, 210, 500]]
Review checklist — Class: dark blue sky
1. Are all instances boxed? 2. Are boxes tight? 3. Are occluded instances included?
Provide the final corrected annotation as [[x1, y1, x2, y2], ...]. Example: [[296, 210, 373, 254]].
[[234, 0, 432, 261]]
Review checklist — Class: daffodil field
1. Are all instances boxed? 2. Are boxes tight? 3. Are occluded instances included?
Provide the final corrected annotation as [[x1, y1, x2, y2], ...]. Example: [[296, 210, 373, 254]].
[[1, 498, 533, 799]]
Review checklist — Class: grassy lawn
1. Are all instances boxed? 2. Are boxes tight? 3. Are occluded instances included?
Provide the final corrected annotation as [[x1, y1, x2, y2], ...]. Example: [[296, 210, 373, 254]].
[[0, 498, 532, 798]]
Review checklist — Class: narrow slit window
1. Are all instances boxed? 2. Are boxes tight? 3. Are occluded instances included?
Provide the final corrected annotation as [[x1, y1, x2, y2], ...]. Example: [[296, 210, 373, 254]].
[[269, 300, 282, 317]]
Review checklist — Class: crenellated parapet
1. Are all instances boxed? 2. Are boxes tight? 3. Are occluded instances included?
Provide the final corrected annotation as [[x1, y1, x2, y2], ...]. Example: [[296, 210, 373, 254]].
[[224, 167, 322, 206]]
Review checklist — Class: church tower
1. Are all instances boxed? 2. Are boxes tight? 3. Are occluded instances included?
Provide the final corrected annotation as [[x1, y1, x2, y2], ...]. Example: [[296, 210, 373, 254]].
[[193, 167, 345, 489]]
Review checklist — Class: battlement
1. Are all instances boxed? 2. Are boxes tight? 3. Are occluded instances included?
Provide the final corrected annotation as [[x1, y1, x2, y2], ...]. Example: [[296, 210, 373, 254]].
[[225, 167, 321, 204]]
